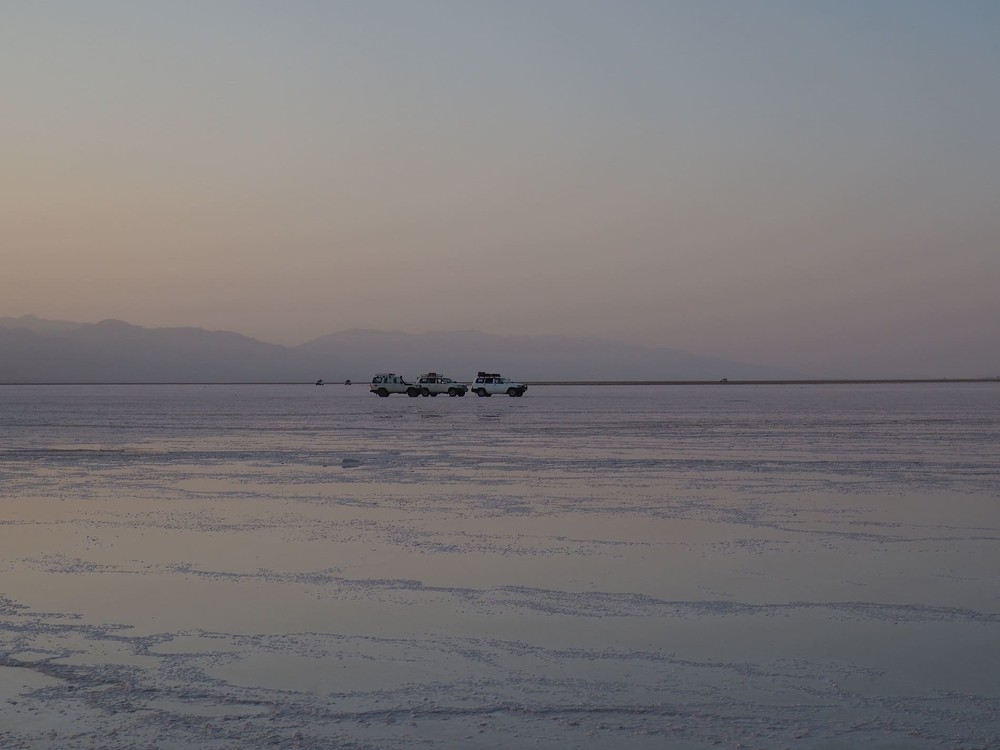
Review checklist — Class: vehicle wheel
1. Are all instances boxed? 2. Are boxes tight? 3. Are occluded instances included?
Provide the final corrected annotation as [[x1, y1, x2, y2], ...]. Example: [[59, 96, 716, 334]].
[[516, 390, 524, 397], [476, 388, 487, 397], [430, 392, 438, 397], [407, 388, 420, 397], [448, 388, 457, 397], [507, 388, 518, 397], [377, 388, 389, 398], [457, 390, 466, 397], [421, 388, 430, 397]]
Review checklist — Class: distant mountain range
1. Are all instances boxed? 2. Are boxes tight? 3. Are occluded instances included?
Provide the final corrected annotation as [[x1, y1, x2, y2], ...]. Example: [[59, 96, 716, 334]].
[[0, 315, 792, 383]]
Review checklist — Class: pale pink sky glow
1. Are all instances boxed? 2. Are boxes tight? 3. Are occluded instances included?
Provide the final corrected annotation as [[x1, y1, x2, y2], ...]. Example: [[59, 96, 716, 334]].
[[2, 1, 999, 376]]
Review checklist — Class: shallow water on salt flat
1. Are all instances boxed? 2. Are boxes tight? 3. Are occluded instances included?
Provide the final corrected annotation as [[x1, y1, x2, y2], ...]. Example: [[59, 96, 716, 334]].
[[1, 383, 999, 749]]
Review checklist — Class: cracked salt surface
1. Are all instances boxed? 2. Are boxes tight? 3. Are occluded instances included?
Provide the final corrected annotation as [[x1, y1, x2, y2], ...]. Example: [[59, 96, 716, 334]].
[[1, 382, 999, 748]]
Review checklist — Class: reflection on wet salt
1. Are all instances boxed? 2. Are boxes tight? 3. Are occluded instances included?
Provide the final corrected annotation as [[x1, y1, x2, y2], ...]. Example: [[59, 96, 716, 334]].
[[1, 383, 999, 748]]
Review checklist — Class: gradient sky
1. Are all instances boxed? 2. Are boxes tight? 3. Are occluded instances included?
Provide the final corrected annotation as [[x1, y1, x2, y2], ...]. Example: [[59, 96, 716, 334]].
[[3, 1, 999, 376]]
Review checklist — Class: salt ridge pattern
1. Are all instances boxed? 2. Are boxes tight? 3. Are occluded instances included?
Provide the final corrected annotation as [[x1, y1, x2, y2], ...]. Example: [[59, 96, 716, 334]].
[[1, 383, 998, 748]]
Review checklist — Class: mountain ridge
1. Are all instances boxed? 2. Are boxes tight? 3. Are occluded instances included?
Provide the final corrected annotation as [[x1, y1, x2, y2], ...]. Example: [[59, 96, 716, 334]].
[[0, 316, 794, 383]]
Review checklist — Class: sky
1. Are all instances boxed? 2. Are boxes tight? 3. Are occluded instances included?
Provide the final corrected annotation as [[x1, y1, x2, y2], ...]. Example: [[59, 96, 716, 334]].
[[3, 1, 999, 377]]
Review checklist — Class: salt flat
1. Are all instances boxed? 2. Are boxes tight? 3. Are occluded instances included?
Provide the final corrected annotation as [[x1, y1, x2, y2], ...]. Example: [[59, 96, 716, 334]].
[[1, 383, 999, 748]]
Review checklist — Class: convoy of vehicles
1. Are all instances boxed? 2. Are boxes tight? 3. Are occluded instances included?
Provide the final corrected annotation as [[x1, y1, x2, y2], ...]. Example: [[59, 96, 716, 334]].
[[368, 371, 525, 398]]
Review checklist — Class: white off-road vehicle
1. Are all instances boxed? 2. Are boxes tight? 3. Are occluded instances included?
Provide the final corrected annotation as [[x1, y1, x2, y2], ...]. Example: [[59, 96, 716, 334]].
[[416, 373, 468, 397], [471, 371, 527, 397], [369, 373, 421, 397]]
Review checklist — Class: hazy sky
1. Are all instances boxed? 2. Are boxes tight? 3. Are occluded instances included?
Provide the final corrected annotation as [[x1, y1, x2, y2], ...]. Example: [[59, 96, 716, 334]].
[[3, 1, 999, 376]]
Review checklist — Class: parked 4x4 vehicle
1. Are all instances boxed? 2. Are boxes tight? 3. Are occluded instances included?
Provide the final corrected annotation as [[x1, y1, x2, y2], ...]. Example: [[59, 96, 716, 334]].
[[471, 372, 527, 397], [369, 373, 420, 397], [417, 373, 468, 397]]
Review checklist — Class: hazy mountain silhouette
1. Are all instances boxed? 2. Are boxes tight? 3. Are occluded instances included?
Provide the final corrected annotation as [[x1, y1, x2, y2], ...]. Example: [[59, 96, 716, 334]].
[[0, 319, 326, 382], [0, 314, 86, 334], [0, 317, 792, 382]]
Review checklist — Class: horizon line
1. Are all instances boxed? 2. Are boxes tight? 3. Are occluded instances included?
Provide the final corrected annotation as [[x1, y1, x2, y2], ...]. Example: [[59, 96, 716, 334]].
[[1, 378, 998, 387]]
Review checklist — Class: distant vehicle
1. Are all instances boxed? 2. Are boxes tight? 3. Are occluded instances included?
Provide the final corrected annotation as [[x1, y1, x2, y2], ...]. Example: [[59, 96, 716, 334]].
[[369, 373, 420, 397], [315, 379, 324, 386], [471, 371, 527, 397], [416, 373, 467, 397]]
